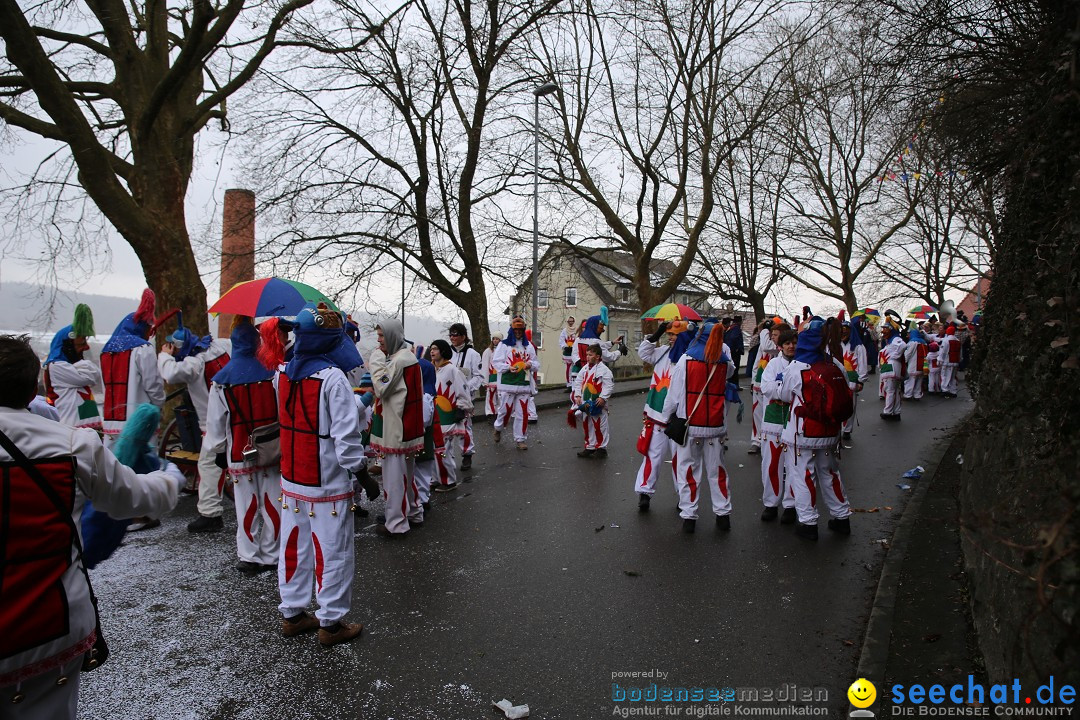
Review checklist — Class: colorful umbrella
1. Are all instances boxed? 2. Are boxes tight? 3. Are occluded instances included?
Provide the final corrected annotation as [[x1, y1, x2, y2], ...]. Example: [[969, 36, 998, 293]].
[[971, 310, 983, 324], [209, 278, 339, 318], [907, 304, 938, 319], [640, 303, 703, 322], [853, 308, 881, 325]]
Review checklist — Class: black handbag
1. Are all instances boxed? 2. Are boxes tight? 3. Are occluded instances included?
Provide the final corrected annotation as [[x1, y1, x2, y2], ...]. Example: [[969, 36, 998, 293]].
[[662, 364, 717, 446], [0, 428, 109, 671]]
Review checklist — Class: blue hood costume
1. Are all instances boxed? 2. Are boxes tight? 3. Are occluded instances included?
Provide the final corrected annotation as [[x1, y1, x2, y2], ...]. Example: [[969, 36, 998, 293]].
[[45, 326, 76, 365], [795, 317, 827, 365], [213, 323, 274, 386], [284, 304, 363, 381], [668, 330, 694, 365], [102, 313, 153, 353], [166, 312, 213, 362], [684, 322, 730, 364]]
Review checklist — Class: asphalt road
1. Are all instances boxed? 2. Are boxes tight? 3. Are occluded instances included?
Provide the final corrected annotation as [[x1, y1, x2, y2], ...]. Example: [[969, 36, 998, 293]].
[[78, 383, 972, 720]]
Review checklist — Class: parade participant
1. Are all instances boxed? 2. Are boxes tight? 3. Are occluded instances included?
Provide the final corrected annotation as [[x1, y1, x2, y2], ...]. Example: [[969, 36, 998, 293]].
[[481, 333, 502, 417], [158, 313, 232, 533], [492, 316, 540, 450], [927, 340, 942, 394], [573, 308, 625, 381], [938, 325, 961, 398], [878, 318, 906, 420], [410, 349, 440, 513], [759, 328, 797, 522], [559, 316, 577, 391], [750, 318, 785, 454], [777, 317, 853, 541], [369, 318, 426, 536], [448, 323, 483, 470], [724, 317, 745, 386], [662, 322, 736, 533], [429, 339, 471, 492], [277, 303, 366, 645], [0, 335, 184, 720], [525, 329, 540, 423], [903, 325, 929, 401], [633, 320, 693, 510], [204, 318, 281, 575], [100, 289, 165, 444], [571, 343, 615, 458], [42, 304, 102, 431], [840, 315, 869, 441]]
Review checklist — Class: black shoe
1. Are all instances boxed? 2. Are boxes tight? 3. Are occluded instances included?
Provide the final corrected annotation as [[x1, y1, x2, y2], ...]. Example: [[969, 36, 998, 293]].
[[375, 524, 406, 539], [187, 514, 223, 533], [595, 448, 608, 457], [827, 518, 851, 535], [376, 513, 386, 524], [638, 493, 651, 512], [780, 508, 797, 525], [528, 418, 538, 424], [352, 504, 369, 517], [422, 502, 430, 514], [682, 518, 696, 534], [129, 517, 161, 532], [432, 481, 458, 493], [795, 522, 819, 541], [461, 455, 473, 471], [760, 506, 778, 522], [842, 431, 852, 440], [237, 560, 276, 576], [356, 467, 381, 501], [577, 449, 596, 458], [408, 518, 424, 529], [715, 514, 731, 531]]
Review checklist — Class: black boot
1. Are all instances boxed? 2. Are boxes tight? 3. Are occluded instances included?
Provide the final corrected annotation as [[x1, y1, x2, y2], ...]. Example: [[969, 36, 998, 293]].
[[794, 522, 818, 541], [780, 508, 797, 525], [827, 518, 851, 535], [187, 514, 223, 533], [760, 506, 778, 522], [461, 455, 473, 471], [715, 514, 731, 531], [682, 518, 696, 534], [638, 493, 651, 512]]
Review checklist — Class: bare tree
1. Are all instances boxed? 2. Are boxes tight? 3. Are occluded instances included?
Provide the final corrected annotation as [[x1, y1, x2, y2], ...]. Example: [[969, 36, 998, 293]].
[[0, 0, 322, 331], [775, 16, 917, 314], [531, 0, 794, 314], [691, 79, 790, 323], [241, 0, 559, 345]]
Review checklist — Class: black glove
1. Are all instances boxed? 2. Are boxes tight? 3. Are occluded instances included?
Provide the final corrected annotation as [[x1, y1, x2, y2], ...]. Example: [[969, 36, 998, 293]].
[[647, 322, 670, 343], [619, 342, 629, 356]]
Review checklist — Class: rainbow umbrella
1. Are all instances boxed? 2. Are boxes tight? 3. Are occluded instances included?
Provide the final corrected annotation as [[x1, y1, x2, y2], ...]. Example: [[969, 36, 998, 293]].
[[853, 308, 881, 325], [209, 278, 339, 318], [907, 304, 938, 320], [640, 303, 703, 322]]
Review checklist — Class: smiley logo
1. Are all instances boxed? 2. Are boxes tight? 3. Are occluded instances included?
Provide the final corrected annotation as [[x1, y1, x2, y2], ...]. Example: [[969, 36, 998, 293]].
[[847, 678, 876, 708]]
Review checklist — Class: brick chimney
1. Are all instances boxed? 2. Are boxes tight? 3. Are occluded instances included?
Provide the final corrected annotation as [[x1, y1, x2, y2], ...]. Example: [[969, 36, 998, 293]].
[[218, 189, 256, 337]]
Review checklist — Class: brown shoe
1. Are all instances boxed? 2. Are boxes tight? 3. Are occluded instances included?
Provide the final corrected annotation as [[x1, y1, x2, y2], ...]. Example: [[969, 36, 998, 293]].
[[493, 429, 502, 443], [281, 613, 320, 638], [319, 622, 364, 647], [516, 441, 528, 450]]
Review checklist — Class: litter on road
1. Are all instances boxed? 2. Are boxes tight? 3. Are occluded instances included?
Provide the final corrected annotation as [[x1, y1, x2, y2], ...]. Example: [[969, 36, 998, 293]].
[[493, 698, 530, 718]]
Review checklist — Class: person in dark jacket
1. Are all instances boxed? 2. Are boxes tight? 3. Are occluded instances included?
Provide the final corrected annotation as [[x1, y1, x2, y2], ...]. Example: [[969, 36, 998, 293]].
[[723, 317, 745, 388]]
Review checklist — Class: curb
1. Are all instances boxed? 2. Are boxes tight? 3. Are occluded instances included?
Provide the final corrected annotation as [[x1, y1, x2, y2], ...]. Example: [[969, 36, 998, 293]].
[[855, 412, 973, 683]]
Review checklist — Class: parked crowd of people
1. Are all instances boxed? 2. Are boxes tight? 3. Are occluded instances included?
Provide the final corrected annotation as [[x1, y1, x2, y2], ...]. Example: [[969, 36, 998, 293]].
[[0, 289, 973, 718]]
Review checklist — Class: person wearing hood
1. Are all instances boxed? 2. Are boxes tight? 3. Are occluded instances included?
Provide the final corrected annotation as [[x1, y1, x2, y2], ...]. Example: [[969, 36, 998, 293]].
[[447, 323, 483, 471], [275, 303, 366, 646], [410, 347, 441, 513], [926, 337, 942, 394], [840, 315, 870, 441], [777, 317, 854, 541], [749, 317, 785, 454], [759, 327, 798, 523], [369, 318, 426, 536], [429, 339, 472, 493], [157, 312, 233, 533], [573, 308, 625, 381], [633, 320, 693, 511], [559, 315, 577, 391], [938, 324, 961, 398], [661, 321, 736, 533], [903, 325, 929, 401], [42, 304, 102, 432], [481, 333, 503, 417], [100, 289, 166, 445], [203, 317, 281, 575], [492, 316, 541, 450], [878, 319, 906, 420]]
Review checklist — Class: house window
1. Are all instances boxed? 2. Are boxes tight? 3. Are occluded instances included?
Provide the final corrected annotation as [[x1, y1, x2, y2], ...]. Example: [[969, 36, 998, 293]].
[[620, 287, 631, 303], [565, 287, 577, 307], [533, 330, 543, 348], [537, 289, 549, 309], [681, 294, 690, 305], [634, 330, 644, 344]]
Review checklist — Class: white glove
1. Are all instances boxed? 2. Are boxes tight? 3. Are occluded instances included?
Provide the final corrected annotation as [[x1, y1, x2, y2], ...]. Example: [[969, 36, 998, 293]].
[[163, 462, 187, 492]]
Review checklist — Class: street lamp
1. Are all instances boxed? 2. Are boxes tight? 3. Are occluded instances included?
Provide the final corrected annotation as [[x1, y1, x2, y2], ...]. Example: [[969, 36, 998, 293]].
[[532, 81, 558, 335]]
